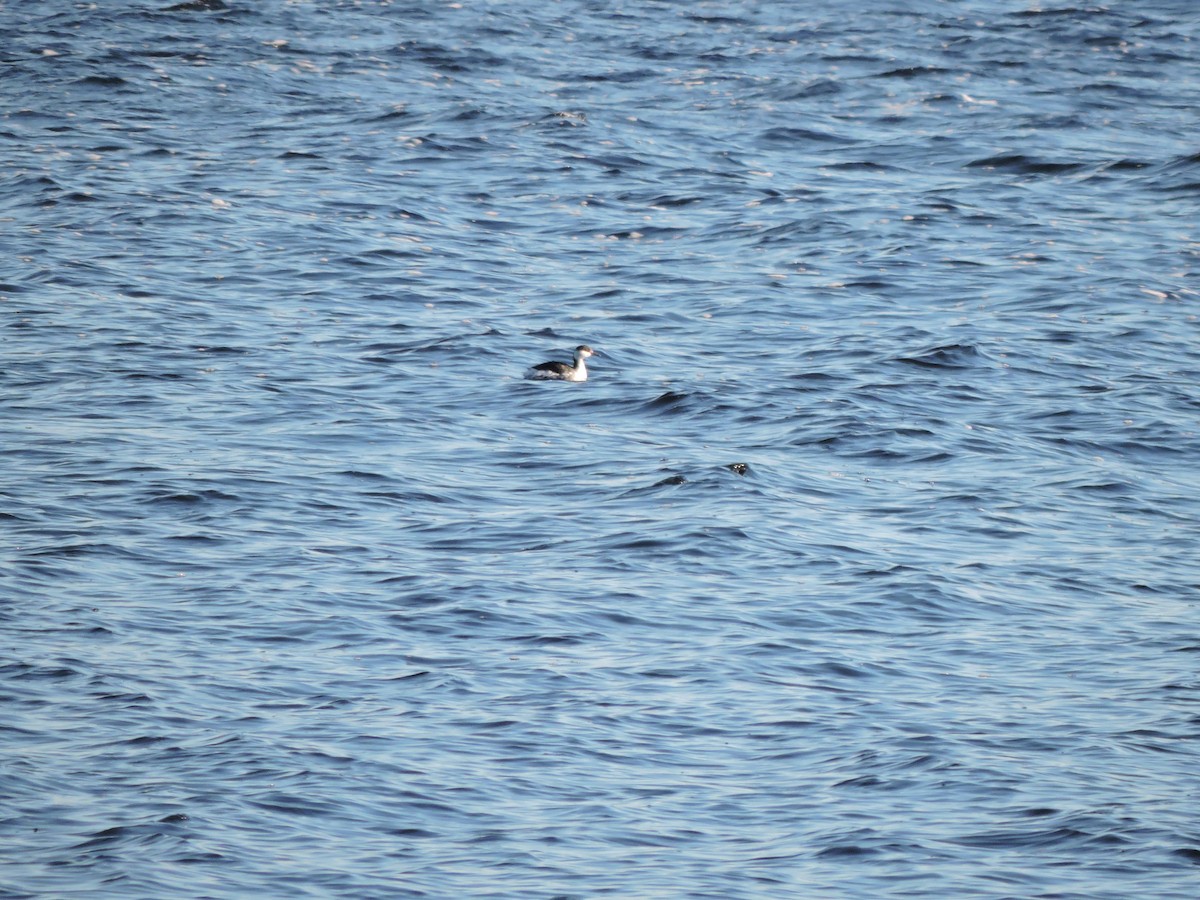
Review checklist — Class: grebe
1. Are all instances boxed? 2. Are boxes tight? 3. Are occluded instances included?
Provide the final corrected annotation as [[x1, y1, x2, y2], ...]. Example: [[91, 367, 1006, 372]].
[[527, 345, 594, 382]]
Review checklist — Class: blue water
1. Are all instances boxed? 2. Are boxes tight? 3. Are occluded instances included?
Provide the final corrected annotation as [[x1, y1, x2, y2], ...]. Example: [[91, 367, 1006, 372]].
[[3, 1, 1200, 897]]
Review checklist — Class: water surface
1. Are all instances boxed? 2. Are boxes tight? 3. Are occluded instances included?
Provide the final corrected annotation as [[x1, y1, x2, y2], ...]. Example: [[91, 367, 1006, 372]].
[[3, 1, 1199, 897]]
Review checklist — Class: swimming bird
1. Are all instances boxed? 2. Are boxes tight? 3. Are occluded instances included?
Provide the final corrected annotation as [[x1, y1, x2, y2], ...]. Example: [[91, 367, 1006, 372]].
[[527, 345, 595, 382]]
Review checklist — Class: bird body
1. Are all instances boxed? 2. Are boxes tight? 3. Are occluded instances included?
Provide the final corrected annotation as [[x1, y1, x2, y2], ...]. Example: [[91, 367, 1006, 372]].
[[527, 345, 595, 382]]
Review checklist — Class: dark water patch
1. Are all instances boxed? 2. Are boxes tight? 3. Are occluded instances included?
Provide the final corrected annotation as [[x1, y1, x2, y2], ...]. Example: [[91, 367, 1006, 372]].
[[965, 153, 1087, 175], [72, 75, 131, 90], [162, 0, 228, 11], [770, 78, 842, 101], [822, 160, 897, 173], [895, 343, 984, 368], [874, 65, 953, 79], [758, 126, 851, 147]]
